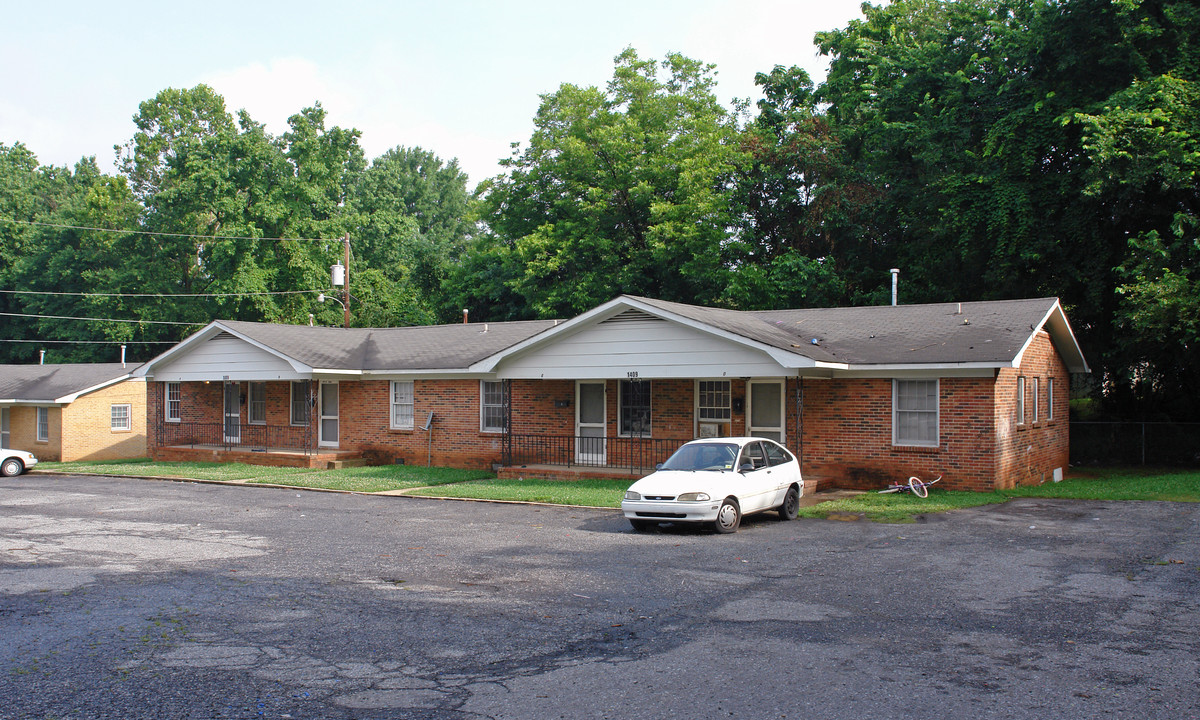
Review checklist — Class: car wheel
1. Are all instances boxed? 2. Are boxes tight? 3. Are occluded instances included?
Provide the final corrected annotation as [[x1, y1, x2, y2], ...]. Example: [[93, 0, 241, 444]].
[[630, 519, 656, 532], [713, 498, 741, 534], [778, 486, 800, 521], [1, 458, 23, 477]]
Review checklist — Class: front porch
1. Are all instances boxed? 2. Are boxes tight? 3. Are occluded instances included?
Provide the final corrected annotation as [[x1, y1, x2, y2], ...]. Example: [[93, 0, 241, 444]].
[[154, 420, 364, 469]]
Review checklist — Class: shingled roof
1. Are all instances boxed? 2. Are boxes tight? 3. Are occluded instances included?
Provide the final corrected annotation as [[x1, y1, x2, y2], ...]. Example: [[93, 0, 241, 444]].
[[138, 295, 1088, 378], [632, 296, 1086, 370], [0, 363, 137, 403]]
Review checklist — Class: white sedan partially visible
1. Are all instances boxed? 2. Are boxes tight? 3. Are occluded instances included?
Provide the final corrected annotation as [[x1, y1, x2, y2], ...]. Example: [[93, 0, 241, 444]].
[[621, 437, 803, 534], [1, 447, 38, 477]]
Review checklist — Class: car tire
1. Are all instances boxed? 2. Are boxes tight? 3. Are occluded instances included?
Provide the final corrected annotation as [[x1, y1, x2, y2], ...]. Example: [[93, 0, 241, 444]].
[[630, 519, 656, 532], [1, 458, 24, 477], [778, 485, 800, 521], [713, 498, 741, 534]]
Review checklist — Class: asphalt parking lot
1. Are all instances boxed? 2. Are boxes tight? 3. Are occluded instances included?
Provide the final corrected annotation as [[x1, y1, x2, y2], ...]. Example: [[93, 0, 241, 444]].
[[2, 473, 1198, 719]]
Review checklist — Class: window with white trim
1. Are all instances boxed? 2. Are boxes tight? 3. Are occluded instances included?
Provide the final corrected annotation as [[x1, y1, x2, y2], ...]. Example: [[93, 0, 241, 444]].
[[165, 382, 181, 422], [480, 381, 507, 433], [1017, 376, 1026, 425], [37, 407, 49, 442], [893, 379, 939, 447], [248, 382, 266, 425], [111, 404, 131, 431], [391, 381, 414, 430], [1031, 377, 1040, 423], [619, 380, 652, 437], [1047, 377, 1055, 421], [290, 381, 310, 425], [696, 380, 730, 437]]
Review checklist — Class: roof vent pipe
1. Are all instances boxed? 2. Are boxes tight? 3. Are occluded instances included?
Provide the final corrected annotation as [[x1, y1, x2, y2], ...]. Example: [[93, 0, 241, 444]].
[[121, 345, 126, 369], [39, 350, 45, 365], [463, 308, 469, 324], [890, 268, 900, 306]]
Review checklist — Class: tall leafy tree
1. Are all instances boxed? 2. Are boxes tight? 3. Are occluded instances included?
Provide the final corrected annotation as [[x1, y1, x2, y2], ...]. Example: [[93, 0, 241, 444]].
[[474, 48, 748, 318]]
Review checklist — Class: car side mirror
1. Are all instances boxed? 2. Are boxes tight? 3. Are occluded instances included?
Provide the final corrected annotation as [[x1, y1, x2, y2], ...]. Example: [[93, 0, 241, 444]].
[[739, 462, 754, 473], [655, 463, 663, 471]]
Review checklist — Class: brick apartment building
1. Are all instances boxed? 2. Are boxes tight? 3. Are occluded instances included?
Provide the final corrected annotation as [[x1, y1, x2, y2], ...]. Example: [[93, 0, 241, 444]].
[[133, 295, 1088, 492], [0, 363, 146, 462]]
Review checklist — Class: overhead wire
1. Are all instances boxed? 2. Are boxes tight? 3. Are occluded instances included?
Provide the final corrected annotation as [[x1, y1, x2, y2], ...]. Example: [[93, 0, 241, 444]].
[[0, 216, 334, 243]]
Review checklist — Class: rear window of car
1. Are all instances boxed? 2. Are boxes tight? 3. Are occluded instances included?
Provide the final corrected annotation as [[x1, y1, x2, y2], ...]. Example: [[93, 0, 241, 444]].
[[764, 442, 794, 466]]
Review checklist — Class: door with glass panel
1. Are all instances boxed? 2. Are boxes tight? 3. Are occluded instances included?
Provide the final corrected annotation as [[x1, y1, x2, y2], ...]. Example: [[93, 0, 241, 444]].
[[318, 381, 339, 448], [575, 381, 606, 465], [747, 380, 784, 441], [1, 408, 9, 448], [223, 382, 241, 444]]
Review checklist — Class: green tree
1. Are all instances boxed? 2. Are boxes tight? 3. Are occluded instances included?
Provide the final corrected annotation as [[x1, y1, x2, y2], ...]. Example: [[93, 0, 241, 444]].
[[476, 48, 748, 318]]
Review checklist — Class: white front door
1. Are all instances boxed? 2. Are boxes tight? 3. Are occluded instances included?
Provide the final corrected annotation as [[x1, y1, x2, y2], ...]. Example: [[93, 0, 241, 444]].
[[318, 381, 339, 448], [576, 381, 606, 465], [223, 382, 241, 444], [748, 380, 784, 441]]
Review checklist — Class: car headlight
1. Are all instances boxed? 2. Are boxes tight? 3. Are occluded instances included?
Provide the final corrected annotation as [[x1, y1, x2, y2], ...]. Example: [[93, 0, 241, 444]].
[[677, 492, 711, 502], [624, 490, 641, 501]]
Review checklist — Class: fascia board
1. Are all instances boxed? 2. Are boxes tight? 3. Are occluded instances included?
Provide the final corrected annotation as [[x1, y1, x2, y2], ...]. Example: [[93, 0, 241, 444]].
[[470, 296, 819, 373], [132, 323, 224, 377], [137, 321, 314, 378], [467, 297, 634, 373], [52, 374, 135, 404], [1013, 300, 1090, 374]]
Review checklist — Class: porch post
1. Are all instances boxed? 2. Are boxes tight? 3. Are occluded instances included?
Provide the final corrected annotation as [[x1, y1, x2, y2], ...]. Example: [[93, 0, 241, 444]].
[[502, 379, 512, 467]]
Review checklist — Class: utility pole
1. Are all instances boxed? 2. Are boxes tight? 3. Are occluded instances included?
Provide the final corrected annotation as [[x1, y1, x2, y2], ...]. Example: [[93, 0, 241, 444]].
[[343, 232, 351, 329]]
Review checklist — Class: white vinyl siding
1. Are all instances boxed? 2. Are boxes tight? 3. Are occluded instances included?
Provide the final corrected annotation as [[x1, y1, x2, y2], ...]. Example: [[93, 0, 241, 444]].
[[893, 379, 939, 447], [111, 404, 131, 432], [391, 381, 414, 430]]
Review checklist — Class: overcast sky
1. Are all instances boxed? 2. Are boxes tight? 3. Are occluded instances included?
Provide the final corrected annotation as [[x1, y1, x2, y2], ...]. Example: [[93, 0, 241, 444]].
[[2, 0, 871, 189]]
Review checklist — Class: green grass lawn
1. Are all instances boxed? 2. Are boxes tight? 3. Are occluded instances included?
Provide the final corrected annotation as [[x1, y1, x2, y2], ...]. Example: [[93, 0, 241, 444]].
[[35, 459, 1200, 521], [405, 476, 632, 507]]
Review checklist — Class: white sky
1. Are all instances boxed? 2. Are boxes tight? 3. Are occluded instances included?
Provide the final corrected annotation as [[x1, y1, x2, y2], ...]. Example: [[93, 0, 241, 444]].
[[1, 0, 871, 190]]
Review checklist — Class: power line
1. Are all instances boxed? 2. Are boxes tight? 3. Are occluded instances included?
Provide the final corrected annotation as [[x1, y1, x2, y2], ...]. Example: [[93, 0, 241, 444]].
[[0, 288, 322, 298], [0, 217, 337, 243], [0, 311, 205, 326], [0, 339, 178, 345]]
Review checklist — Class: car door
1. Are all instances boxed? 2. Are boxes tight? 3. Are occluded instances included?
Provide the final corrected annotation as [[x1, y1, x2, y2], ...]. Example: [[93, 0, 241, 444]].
[[736, 441, 776, 513], [762, 440, 798, 507]]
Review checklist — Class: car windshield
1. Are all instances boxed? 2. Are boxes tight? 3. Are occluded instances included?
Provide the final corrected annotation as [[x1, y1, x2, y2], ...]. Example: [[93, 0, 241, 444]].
[[660, 443, 738, 472]]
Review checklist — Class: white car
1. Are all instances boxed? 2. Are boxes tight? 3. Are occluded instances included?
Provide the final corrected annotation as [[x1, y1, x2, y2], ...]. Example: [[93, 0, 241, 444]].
[[622, 437, 803, 533], [1, 447, 38, 477]]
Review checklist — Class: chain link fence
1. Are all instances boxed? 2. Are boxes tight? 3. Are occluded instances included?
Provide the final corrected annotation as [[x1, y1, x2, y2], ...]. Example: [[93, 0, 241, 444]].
[[1071, 422, 1200, 467]]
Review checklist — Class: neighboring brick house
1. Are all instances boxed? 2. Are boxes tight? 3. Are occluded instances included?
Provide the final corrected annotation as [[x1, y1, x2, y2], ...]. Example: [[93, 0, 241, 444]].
[[134, 295, 1088, 491], [0, 363, 147, 462]]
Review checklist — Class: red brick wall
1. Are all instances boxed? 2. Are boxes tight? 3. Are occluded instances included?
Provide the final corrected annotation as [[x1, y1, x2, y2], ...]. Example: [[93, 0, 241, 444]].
[[796, 376, 998, 492], [993, 332, 1071, 489]]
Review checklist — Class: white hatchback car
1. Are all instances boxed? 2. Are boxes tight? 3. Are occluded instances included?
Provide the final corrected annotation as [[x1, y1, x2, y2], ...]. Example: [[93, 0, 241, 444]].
[[621, 437, 803, 533], [1, 447, 38, 477]]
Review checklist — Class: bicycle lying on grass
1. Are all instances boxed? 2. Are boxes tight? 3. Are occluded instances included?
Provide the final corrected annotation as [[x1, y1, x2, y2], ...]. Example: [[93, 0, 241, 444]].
[[878, 475, 942, 498]]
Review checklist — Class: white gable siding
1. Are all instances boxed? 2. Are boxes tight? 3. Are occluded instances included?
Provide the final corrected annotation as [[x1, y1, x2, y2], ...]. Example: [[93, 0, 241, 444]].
[[496, 319, 788, 379], [152, 337, 307, 382]]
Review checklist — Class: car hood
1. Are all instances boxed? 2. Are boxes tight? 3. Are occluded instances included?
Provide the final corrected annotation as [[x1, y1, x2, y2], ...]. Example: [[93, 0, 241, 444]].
[[628, 469, 734, 497]]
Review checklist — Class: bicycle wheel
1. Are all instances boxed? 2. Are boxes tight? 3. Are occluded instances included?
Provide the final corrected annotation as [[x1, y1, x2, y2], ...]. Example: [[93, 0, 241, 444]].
[[908, 476, 928, 498]]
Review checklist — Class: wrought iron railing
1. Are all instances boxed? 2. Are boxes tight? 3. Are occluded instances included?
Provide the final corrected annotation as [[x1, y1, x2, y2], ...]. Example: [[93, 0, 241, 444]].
[[157, 421, 315, 455], [504, 434, 687, 472]]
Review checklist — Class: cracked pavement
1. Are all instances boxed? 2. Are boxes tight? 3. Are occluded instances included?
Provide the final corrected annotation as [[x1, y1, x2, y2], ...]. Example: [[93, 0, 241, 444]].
[[2, 473, 1198, 719]]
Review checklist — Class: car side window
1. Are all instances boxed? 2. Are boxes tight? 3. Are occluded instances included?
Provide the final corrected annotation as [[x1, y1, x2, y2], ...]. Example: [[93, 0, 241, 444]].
[[764, 442, 793, 467], [740, 442, 766, 470]]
